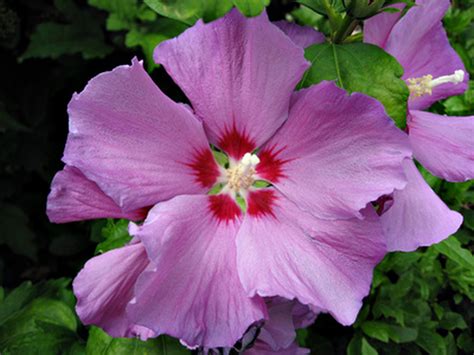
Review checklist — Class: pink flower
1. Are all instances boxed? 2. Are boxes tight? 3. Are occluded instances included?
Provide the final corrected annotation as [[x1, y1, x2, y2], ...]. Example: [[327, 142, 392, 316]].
[[48, 10, 411, 348], [364, 0, 472, 251], [243, 298, 317, 354]]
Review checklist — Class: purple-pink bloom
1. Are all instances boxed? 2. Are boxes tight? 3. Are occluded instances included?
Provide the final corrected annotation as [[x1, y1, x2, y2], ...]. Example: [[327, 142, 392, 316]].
[[364, 0, 472, 251], [48, 9, 411, 348], [244, 298, 317, 354]]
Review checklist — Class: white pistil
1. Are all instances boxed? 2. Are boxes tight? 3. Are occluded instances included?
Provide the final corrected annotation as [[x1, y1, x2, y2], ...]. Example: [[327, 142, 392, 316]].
[[222, 152, 260, 197], [407, 70, 465, 98]]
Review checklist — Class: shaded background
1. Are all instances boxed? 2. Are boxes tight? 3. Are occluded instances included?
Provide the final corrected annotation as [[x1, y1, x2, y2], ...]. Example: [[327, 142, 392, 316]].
[[0, 0, 473, 353]]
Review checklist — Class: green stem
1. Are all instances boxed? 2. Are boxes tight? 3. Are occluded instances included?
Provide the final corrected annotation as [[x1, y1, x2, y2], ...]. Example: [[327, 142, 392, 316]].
[[321, 0, 342, 32], [333, 15, 359, 43]]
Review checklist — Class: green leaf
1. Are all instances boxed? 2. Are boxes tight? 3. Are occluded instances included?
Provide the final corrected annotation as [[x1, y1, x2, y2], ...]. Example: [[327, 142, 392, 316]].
[[415, 327, 447, 355], [86, 326, 190, 354], [361, 321, 417, 343], [95, 219, 132, 254], [232, 0, 270, 17], [144, 0, 233, 24], [439, 312, 468, 331], [433, 236, 474, 270], [300, 42, 409, 128], [361, 338, 378, 355], [125, 18, 187, 71], [88, 0, 138, 19], [20, 0, 113, 61], [296, 0, 345, 16], [0, 298, 77, 354]]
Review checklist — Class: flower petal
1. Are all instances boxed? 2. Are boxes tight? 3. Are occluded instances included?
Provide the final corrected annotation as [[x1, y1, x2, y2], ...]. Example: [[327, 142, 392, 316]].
[[246, 340, 309, 354], [154, 9, 309, 159], [47, 165, 147, 223], [128, 194, 266, 348], [381, 159, 463, 252], [258, 299, 295, 351], [364, 3, 404, 48], [273, 20, 325, 48], [257, 298, 317, 352], [63, 58, 219, 212], [409, 110, 474, 182], [256, 82, 411, 220], [237, 189, 386, 326], [73, 242, 152, 339], [368, 0, 468, 110]]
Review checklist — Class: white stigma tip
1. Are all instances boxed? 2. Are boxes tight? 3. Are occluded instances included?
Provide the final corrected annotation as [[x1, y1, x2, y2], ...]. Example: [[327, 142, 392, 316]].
[[241, 152, 260, 169]]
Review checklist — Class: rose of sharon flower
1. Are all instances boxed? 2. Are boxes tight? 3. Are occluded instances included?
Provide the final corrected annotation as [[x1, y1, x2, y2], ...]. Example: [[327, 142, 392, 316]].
[[47, 9, 411, 348], [364, 0, 473, 251]]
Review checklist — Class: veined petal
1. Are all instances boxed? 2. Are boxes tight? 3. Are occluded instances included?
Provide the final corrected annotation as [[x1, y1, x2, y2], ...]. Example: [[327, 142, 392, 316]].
[[47, 165, 147, 223], [257, 81, 411, 220], [154, 9, 309, 160], [63, 58, 219, 212], [364, 3, 404, 48], [381, 159, 463, 252], [73, 242, 153, 339], [237, 189, 386, 326], [409, 110, 474, 182], [257, 298, 317, 352], [367, 0, 468, 110], [246, 340, 309, 354], [273, 21, 325, 48], [128, 194, 266, 348]]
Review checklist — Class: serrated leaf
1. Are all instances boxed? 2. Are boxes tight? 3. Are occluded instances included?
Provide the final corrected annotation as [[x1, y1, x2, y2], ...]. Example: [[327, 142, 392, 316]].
[[232, 0, 270, 17], [361, 338, 378, 355], [415, 327, 447, 355], [125, 18, 187, 71], [439, 312, 468, 331], [300, 42, 409, 128], [95, 219, 132, 254], [434, 236, 474, 270], [361, 321, 417, 343], [144, 0, 232, 24], [20, 0, 113, 61], [86, 326, 190, 354], [0, 298, 77, 354], [297, 0, 345, 16]]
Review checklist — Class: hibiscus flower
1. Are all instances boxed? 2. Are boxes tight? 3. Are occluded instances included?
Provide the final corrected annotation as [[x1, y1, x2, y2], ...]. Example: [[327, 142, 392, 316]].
[[364, 0, 473, 251], [47, 9, 411, 348]]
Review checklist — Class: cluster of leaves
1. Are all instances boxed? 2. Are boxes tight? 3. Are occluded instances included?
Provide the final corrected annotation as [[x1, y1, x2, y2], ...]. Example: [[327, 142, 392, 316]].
[[0, 274, 187, 354], [0, 0, 472, 354]]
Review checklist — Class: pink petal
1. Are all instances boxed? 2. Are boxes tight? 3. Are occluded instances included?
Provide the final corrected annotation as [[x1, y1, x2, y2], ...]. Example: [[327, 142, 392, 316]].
[[258, 298, 317, 352], [381, 159, 463, 252], [154, 9, 309, 160], [256, 82, 411, 220], [273, 20, 325, 48], [236, 189, 386, 326], [364, 3, 404, 48], [258, 299, 296, 351], [246, 341, 309, 354], [368, 0, 468, 110], [409, 110, 474, 182], [47, 165, 147, 223], [73, 242, 153, 339], [63, 58, 219, 212], [128, 194, 266, 348]]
